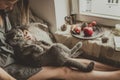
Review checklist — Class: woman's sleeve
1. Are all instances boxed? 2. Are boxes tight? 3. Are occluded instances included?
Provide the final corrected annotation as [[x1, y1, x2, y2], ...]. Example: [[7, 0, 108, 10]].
[[0, 29, 14, 67]]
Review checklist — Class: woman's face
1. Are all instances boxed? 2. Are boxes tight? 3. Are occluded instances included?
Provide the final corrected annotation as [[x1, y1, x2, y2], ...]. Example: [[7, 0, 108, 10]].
[[0, 0, 17, 10]]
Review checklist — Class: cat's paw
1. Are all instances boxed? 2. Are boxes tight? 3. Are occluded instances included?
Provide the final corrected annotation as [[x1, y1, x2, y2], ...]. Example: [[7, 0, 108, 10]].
[[76, 42, 82, 48], [87, 62, 94, 72], [28, 44, 43, 53], [34, 45, 44, 53]]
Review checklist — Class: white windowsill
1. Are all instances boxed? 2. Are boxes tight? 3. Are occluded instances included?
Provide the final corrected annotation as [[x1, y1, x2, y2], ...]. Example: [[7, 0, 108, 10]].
[[80, 12, 120, 20]]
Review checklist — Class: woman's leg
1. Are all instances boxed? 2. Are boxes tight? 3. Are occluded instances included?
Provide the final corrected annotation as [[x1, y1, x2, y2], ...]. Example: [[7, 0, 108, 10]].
[[28, 58, 120, 80], [0, 67, 16, 80], [65, 68, 120, 80], [28, 67, 67, 80], [72, 58, 120, 71], [28, 66, 120, 80]]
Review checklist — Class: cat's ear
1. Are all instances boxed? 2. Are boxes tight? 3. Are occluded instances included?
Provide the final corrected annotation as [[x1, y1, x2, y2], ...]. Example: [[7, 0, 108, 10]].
[[16, 26, 21, 28], [5, 29, 15, 37], [12, 26, 20, 29], [19, 25, 29, 31]]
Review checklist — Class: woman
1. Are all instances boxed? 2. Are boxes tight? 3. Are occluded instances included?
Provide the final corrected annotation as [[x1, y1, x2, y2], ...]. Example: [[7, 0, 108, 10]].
[[0, 0, 120, 80]]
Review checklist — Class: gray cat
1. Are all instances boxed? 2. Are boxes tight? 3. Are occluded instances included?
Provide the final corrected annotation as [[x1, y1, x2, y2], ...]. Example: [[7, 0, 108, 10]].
[[6, 27, 94, 72]]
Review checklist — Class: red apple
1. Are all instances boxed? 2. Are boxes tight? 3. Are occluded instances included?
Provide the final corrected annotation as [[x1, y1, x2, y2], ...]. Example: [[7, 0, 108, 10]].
[[88, 21, 97, 27], [71, 25, 81, 34], [74, 26, 81, 34], [88, 23, 93, 27], [91, 21, 97, 26], [83, 26, 94, 36]]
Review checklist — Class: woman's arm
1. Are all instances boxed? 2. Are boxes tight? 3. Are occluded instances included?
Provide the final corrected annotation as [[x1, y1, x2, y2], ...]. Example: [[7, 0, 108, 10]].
[[0, 67, 16, 80]]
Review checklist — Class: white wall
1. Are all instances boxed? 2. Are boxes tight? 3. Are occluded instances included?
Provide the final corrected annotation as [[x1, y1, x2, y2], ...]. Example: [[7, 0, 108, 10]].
[[70, 0, 79, 14], [29, 0, 56, 33], [54, 0, 69, 30], [29, 0, 69, 32]]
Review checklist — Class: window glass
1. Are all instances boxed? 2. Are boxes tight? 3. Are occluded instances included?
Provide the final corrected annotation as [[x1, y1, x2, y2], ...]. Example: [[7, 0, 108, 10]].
[[79, 0, 120, 20]]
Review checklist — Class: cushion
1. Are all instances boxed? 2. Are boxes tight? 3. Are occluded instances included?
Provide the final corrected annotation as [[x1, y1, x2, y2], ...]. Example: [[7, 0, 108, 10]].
[[28, 23, 54, 44], [29, 9, 48, 25]]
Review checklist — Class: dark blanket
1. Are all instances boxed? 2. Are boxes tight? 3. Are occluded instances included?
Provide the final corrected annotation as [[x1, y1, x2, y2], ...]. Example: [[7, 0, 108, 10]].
[[4, 63, 41, 80]]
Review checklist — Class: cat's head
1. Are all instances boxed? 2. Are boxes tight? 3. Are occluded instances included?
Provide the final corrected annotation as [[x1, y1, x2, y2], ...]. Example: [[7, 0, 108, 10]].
[[6, 28, 25, 46]]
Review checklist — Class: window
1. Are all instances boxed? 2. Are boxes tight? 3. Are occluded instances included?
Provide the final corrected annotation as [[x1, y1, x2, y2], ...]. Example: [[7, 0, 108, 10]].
[[75, 0, 120, 26]]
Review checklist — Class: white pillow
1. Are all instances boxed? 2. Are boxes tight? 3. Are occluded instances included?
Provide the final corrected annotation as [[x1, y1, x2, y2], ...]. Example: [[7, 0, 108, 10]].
[[28, 23, 53, 44]]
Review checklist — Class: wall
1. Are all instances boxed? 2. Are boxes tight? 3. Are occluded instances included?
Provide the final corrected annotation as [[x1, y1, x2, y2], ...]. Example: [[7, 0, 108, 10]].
[[29, 0, 69, 33], [54, 0, 69, 30], [29, 0, 56, 33]]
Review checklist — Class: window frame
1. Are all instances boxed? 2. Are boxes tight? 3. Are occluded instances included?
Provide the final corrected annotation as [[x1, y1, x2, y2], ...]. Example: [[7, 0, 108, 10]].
[[73, 0, 120, 27]]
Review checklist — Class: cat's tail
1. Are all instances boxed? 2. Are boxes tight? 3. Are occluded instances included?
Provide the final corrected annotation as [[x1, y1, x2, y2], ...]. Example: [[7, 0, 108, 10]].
[[64, 59, 94, 72], [70, 42, 82, 55]]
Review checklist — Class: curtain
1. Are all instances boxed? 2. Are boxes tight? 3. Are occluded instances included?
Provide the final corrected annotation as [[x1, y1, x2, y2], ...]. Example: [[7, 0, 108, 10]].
[[69, 0, 79, 14]]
